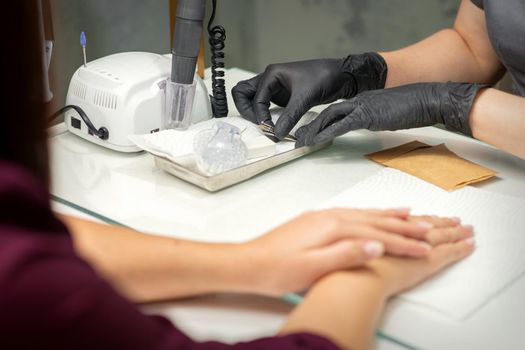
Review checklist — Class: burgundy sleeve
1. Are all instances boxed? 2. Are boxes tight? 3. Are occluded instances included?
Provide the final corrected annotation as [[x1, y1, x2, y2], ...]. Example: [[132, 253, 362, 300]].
[[0, 162, 341, 350]]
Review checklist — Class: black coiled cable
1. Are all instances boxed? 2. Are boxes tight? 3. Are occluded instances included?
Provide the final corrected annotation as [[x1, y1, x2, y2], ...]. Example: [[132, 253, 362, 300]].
[[207, 0, 228, 118]]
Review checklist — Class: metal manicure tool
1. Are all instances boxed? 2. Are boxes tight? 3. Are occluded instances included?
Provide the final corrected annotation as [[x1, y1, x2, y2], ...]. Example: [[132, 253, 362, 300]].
[[258, 120, 297, 143]]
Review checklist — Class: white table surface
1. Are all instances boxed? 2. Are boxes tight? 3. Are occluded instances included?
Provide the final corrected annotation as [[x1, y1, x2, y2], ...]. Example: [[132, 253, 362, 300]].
[[50, 68, 525, 350]]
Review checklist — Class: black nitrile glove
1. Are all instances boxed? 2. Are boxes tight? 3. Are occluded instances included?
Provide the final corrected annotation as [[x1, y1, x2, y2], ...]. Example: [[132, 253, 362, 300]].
[[231, 52, 387, 139], [295, 82, 485, 147]]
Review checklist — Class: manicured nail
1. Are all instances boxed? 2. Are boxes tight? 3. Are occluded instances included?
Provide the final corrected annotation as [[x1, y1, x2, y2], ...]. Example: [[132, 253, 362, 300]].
[[395, 207, 411, 214], [452, 217, 462, 224], [419, 242, 432, 252], [417, 221, 434, 230], [464, 238, 476, 247], [462, 224, 474, 232], [364, 241, 384, 258]]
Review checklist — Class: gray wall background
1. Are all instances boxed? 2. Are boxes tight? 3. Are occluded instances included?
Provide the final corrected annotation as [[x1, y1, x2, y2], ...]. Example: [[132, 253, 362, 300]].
[[48, 0, 459, 108]]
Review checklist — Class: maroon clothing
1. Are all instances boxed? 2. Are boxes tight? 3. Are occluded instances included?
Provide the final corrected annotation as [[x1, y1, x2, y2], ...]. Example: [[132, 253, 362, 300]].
[[0, 161, 340, 350]]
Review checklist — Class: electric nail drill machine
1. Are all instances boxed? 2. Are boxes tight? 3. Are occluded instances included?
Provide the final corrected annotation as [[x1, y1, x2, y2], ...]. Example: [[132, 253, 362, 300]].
[[61, 0, 226, 152]]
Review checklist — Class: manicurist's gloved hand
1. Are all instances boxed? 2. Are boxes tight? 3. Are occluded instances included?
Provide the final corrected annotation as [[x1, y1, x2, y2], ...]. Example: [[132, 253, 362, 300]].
[[231, 52, 387, 139], [296, 82, 485, 147]]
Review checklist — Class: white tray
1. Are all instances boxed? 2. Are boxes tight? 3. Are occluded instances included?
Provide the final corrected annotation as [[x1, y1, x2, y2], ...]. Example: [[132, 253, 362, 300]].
[[152, 142, 330, 192]]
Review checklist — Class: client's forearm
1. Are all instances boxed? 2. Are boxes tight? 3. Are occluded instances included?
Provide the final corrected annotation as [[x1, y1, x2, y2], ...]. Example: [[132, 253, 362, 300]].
[[57, 214, 256, 302], [280, 271, 387, 350]]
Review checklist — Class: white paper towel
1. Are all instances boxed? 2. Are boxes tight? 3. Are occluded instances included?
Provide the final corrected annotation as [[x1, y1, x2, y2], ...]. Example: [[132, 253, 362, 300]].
[[129, 116, 279, 164], [321, 168, 525, 320]]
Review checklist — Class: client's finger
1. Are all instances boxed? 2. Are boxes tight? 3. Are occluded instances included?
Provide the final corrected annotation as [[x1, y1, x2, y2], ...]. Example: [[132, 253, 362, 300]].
[[429, 238, 476, 270], [409, 215, 462, 229], [425, 225, 474, 246], [307, 239, 385, 273]]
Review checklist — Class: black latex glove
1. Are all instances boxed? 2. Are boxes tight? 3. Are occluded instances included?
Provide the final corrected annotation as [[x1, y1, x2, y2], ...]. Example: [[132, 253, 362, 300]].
[[231, 52, 387, 139], [295, 82, 485, 147]]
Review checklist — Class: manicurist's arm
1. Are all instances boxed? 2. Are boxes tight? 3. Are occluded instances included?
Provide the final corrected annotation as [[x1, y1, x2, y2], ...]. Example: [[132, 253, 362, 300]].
[[469, 88, 525, 159], [298, 0, 525, 160], [381, 0, 504, 87]]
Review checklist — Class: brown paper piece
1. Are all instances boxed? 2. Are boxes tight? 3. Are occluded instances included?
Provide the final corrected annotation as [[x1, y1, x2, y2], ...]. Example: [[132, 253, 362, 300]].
[[366, 140, 431, 164], [367, 142, 497, 191]]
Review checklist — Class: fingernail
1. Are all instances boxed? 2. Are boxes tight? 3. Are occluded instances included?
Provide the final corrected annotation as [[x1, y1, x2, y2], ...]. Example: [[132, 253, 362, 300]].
[[452, 217, 462, 224], [417, 221, 434, 230], [395, 207, 411, 214], [364, 241, 384, 258], [419, 242, 432, 252], [464, 238, 476, 247], [462, 224, 474, 232]]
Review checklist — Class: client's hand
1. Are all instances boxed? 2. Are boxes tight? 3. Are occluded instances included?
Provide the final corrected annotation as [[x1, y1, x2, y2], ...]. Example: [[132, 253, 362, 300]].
[[368, 233, 475, 298], [243, 208, 468, 296], [279, 222, 475, 350]]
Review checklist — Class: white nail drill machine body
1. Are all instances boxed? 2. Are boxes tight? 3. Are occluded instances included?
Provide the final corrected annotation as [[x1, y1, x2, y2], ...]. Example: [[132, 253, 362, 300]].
[[64, 0, 226, 152], [64, 52, 211, 152]]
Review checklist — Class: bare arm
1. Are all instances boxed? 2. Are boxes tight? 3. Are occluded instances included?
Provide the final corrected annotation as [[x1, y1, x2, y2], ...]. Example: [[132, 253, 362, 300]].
[[280, 237, 474, 350], [381, 0, 505, 87], [380, 0, 525, 160], [59, 212, 472, 350], [469, 88, 525, 159], [58, 214, 253, 302], [59, 209, 445, 303], [280, 271, 386, 350]]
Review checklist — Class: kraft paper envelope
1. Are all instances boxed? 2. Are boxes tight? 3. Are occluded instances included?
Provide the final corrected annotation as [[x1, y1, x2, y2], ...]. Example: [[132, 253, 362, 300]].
[[366, 140, 430, 163], [367, 141, 497, 191]]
